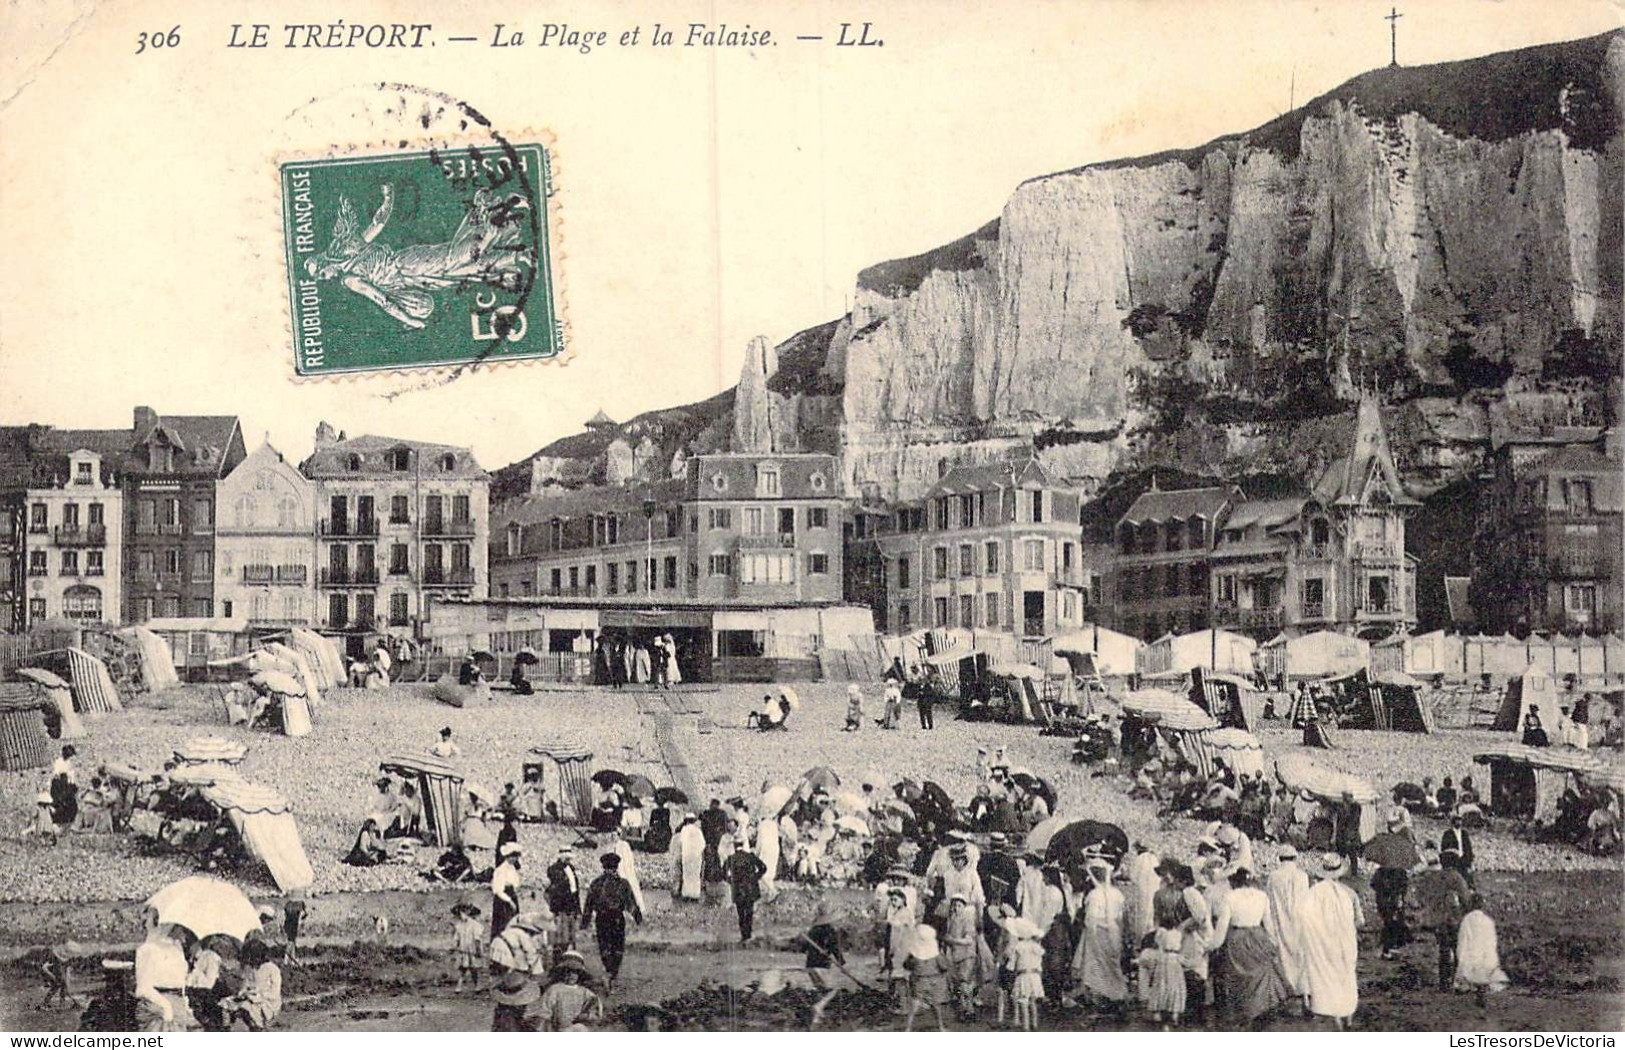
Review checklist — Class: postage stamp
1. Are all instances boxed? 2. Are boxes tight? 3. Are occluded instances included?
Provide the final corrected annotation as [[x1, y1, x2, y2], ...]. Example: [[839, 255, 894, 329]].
[[280, 142, 561, 377]]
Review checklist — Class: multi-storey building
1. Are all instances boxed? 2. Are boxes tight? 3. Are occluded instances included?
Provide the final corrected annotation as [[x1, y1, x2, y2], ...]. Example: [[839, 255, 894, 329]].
[[214, 441, 318, 628], [123, 408, 246, 623], [300, 426, 489, 653], [867, 459, 1086, 637], [490, 453, 845, 607], [1114, 484, 1239, 641], [20, 440, 125, 625], [1472, 430, 1622, 634], [1209, 398, 1420, 641]]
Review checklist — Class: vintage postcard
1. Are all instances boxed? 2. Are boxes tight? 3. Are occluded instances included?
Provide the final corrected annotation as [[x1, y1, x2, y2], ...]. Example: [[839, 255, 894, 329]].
[[0, 0, 1620, 1040]]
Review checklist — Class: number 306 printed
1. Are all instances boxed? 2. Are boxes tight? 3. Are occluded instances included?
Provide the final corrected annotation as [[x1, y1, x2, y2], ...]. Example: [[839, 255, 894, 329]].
[[135, 26, 181, 53]]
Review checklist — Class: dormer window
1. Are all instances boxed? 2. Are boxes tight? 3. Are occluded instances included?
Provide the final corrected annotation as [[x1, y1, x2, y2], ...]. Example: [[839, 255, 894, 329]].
[[73, 461, 93, 485], [346, 454, 362, 472], [389, 449, 411, 471], [441, 453, 457, 472], [756, 465, 781, 497]]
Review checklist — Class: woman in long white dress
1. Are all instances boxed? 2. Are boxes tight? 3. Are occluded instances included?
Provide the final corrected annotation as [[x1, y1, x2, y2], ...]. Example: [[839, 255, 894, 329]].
[[1074, 860, 1128, 1006], [1297, 853, 1363, 1028], [674, 815, 704, 900]]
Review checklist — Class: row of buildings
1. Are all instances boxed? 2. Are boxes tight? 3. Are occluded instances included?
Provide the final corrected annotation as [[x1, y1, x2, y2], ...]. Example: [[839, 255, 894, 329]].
[[4, 397, 1620, 656], [0, 411, 490, 654]]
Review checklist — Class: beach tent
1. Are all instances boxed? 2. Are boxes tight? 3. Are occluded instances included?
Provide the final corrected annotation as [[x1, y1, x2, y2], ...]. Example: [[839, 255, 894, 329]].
[[1122, 688, 1224, 775], [1372, 670, 1433, 733], [526, 740, 597, 825], [39, 648, 123, 715], [1202, 727, 1267, 778], [1259, 630, 1370, 680], [380, 754, 465, 847], [1275, 749, 1380, 844], [200, 777, 316, 892], [1473, 744, 1617, 823], [116, 627, 180, 691], [289, 629, 344, 690], [14, 668, 84, 740], [1052, 624, 1141, 677], [0, 684, 52, 771], [1137, 629, 1258, 677], [263, 643, 322, 716], [1494, 665, 1563, 733], [430, 674, 490, 708], [1190, 668, 1266, 730]]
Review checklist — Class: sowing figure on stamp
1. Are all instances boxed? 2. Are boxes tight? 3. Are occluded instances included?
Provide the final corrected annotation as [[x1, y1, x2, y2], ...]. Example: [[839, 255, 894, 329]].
[[305, 185, 534, 329]]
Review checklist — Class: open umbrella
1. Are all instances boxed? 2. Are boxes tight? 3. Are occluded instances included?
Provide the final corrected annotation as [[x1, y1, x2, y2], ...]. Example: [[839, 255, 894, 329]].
[[592, 769, 630, 790], [514, 648, 541, 666], [623, 774, 657, 800], [892, 778, 922, 801], [1362, 831, 1422, 869], [175, 736, 249, 765], [799, 767, 840, 793], [654, 787, 689, 807], [465, 782, 497, 807], [777, 685, 801, 710], [832, 791, 869, 814], [249, 671, 304, 697], [920, 781, 955, 814], [876, 797, 915, 821], [1042, 819, 1129, 866], [1026, 814, 1075, 854], [145, 876, 262, 941], [834, 815, 870, 835], [758, 785, 793, 818]]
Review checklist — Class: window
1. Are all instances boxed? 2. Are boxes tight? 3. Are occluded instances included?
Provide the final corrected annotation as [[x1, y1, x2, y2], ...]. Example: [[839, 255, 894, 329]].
[[440, 453, 457, 472], [807, 507, 829, 529], [933, 597, 949, 627], [62, 503, 80, 528], [933, 498, 949, 531], [1567, 584, 1597, 623], [1302, 577, 1326, 616], [139, 598, 155, 622], [897, 507, 925, 532], [689, 561, 699, 581], [75, 461, 93, 484], [137, 550, 155, 576], [390, 592, 409, 626], [390, 544, 409, 574], [959, 594, 974, 627], [897, 556, 911, 590], [1030, 491, 1044, 523], [164, 549, 181, 575], [743, 507, 765, 535], [665, 509, 680, 539], [568, 566, 580, 592], [391, 495, 410, 523], [708, 553, 731, 576], [985, 593, 1000, 627], [59, 550, 78, 575], [757, 466, 781, 497], [222, 600, 234, 618], [424, 495, 444, 530], [933, 547, 949, 580], [1367, 575, 1392, 613], [1063, 591, 1078, 620], [354, 593, 374, 625], [898, 602, 912, 631], [708, 507, 732, 530], [161, 499, 179, 526], [452, 544, 471, 572], [453, 494, 471, 524], [1023, 539, 1045, 571], [808, 553, 829, 575], [985, 541, 1000, 575], [192, 550, 212, 578], [959, 494, 976, 528], [191, 599, 213, 618], [27, 504, 45, 532], [28, 550, 46, 576], [88, 503, 104, 526], [1566, 480, 1594, 514], [740, 552, 796, 584], [194, 499, 213, 529], [550, 568, 562, 593], [625, 560, 638, 593], [663, 556, 677, 589], [138, 501, 156, 530], [959, 544, 974, 577], [86, 550, 104, 575], [1219, 574, 1236, 603], [29, 598, 46, 621], [778, 507, 795, 535], [607, 563, 620, 593]]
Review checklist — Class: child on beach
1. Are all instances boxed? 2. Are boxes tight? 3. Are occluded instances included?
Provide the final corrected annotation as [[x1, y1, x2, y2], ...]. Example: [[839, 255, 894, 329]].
[[452, 902, 486, 991], [1145, 917, 1186, 1028], [904, 924, 951, 1031], [1003, 915, 1044, 1031], [843, 685, 864, 732], [1454, 895, 1509, 1009]]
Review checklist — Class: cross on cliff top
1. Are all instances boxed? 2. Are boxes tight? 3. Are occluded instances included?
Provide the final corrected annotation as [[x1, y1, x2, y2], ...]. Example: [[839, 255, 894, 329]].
[[1386, 7, 1403, 67]]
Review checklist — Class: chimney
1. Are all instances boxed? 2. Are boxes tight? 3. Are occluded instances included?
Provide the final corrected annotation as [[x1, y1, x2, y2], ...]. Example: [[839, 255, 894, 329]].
[[133, 406, 157, 436], [313, 421, 339, 450]]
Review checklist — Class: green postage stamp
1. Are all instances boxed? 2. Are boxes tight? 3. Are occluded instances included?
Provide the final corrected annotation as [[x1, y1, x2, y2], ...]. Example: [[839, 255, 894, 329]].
[[280, 143, 561, 376]]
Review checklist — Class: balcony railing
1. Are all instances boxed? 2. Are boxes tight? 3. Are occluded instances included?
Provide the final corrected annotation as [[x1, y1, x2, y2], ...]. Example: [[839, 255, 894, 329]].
[[1300, 600, 1327, 620], [1545, 551, 1603, 578], [156, 523, 184, 535], [1354, 540, 1400, 561], [319, 518, 378, 537], [544, 585, 599, 598], [738, 533, 796, 549], [423, 567, 476, 587], [27, 523, 49, 535], [242, 564, 276, 584], [387, 613, 411, 627], [54, 524, 108, 546], [388, 563, 411, 577], [1301, 544, 1332, 561], [422, 517, 476, 538], [27, 565, 47, 577], [1214, 603, 1284, 632], [319, 567, 380, 586], [275, 564, 308, 584], [86, 566, 104, 577]]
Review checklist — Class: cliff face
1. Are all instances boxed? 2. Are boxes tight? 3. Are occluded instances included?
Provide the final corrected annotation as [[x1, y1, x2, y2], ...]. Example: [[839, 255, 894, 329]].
[[752, 31, 1624, 500], [507, 33, 1623, 505]]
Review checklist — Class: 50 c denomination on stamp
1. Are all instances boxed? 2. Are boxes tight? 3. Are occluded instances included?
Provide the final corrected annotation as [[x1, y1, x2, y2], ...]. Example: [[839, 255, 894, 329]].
[[280, 142, 561, 377]]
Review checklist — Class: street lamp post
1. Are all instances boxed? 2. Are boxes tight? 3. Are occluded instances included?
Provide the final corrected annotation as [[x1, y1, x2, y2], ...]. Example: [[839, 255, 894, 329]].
[[642, 498, 656, 597]]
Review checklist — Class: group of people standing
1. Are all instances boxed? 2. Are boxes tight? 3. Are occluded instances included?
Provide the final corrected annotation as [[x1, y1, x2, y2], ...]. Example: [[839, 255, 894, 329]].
[[595, 634, 683, 690]]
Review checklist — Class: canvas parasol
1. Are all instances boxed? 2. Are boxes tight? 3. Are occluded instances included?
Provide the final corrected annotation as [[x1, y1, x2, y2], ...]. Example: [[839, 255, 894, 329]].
[[174, 736, 249, 765], [1041, 819, 1128, 866], [622, 774, 657, 800], [834, 815, 869, 835], [1362, 831, 1422, 869], [798, 766, 840, 793], [1275, 751, 1379, 804], [145, 876, 262, 941], [1121, 689, 1218, 731], [833, 791, 869, 814], [465, 782, 497, 807], [1026, 814, 1075, 854], [758, 784, 793, 818], [919, 781, 954, 814], [875, 797, 915, 821]]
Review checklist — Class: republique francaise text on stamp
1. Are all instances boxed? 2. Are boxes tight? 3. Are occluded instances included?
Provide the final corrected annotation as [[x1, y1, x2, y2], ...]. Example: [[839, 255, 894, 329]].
[[280, 143, 561, 376]]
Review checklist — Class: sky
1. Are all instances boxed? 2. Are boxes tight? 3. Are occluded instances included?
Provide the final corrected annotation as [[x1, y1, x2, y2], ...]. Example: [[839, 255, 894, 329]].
[[0, 0, 1617, 469]]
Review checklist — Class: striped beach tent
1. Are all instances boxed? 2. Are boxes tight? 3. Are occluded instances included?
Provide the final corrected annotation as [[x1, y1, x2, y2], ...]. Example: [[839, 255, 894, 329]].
[[0, 684, 53, 771], [63, 648, 121, 714], [380, 754, 465, 847], [14, 669, 83, 741], [294, 629, 346, 689], [526, 740, 596, 825], [264, 643, 322, 716], [174, 736, 249, 766], [200, 777, 316, 892], [286, 630, 338, 691], [118, 626, 180, 690]]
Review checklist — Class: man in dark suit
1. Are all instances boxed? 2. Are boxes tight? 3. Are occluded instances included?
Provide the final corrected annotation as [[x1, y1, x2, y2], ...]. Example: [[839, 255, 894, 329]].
[[1439, 813, 1475, 884], [545, 846, 582, 952], [722, 843, 768, 944], [582, 853, 642, 986]]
